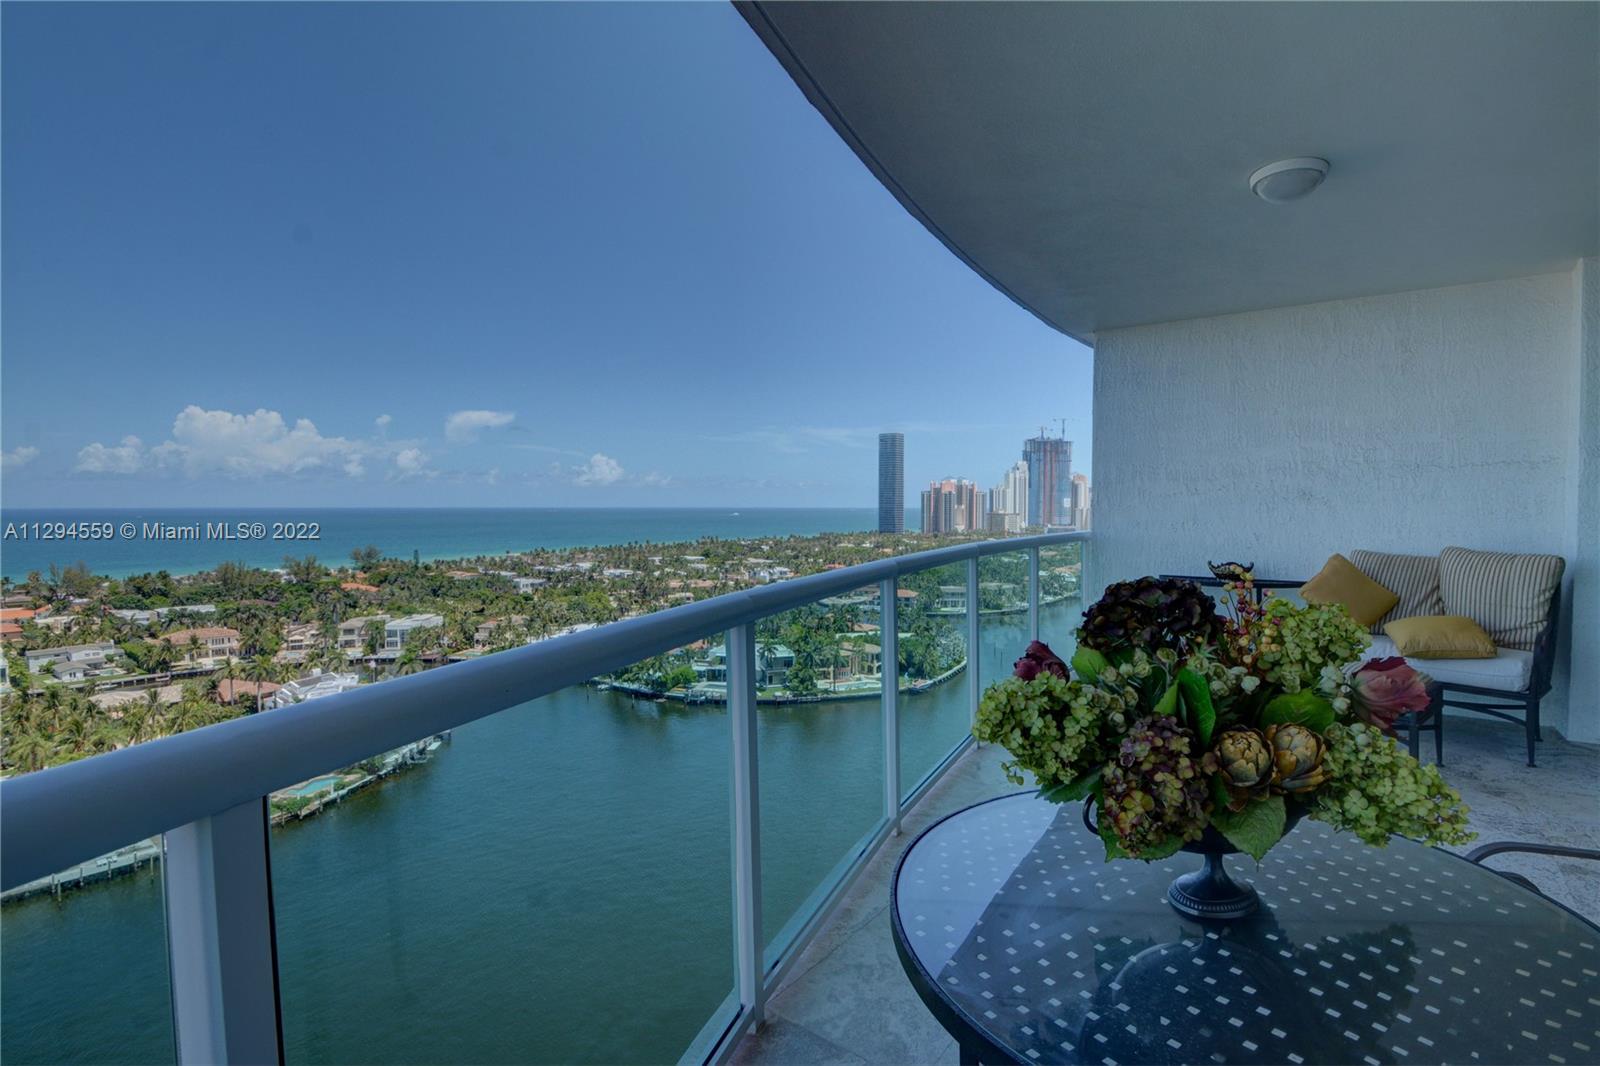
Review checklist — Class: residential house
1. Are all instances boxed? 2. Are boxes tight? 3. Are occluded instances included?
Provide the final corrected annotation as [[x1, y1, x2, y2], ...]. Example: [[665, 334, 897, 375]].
[[25, 642, 119, 672], [383, 614, 445, 653], [337, 615, 390, 653], [160, 627, 241, 666]]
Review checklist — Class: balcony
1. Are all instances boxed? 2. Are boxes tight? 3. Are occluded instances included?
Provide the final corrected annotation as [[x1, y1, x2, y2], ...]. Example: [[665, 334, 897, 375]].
[[4, 2, 1597, 1064]]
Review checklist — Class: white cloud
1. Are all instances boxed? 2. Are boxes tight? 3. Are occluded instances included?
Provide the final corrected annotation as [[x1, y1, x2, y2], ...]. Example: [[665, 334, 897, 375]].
[[375, 414, 392, 431], [391, 447, 432, 479], [574, 453, 624, 486], [165, 406, 364, 477], [445, 409, 515, 443], [1, 446, 39, 469], [75, 407, 368, 479], [639, 471, 674, 487], [75, 436, 147, 474]]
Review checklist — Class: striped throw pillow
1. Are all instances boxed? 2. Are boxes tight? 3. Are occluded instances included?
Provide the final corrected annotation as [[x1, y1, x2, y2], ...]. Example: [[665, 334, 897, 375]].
[[1437, 547, 1565, 651], [1348, 549, 1444, 632]]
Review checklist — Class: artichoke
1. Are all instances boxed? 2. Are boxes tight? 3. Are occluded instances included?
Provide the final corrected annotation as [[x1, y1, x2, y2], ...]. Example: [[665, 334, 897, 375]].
[[1214, 726, 1272, 810], [1264, 722, 1329, 793], [1078, 577, 1223, 656]]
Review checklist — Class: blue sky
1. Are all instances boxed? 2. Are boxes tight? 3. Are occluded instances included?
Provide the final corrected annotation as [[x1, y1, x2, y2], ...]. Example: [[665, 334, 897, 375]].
[[1, 2, 1091, 509]]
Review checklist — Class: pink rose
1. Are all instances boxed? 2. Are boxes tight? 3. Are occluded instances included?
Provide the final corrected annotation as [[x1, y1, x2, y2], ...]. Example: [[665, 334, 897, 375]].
[[1351, 657, 1432, 733], [1014, 640, 1069, 681]]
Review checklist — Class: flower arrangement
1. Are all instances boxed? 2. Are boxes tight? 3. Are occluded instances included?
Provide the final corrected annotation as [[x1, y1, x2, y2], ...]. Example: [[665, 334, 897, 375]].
[[975, 573, 1473, 862]]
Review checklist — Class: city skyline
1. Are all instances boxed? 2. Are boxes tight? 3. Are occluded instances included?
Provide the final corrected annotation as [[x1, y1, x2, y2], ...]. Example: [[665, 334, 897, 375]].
[[0, 3, 1092, 511], [914, 429, 1090, 534]]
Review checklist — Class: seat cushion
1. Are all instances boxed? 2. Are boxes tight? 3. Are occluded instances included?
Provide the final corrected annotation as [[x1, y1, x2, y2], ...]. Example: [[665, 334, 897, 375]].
[[1437, 547, 1564, 651], [1364, 635, 1532, 692], [1349, 549, 1444, 632], [1300, 553, 1399, 626]]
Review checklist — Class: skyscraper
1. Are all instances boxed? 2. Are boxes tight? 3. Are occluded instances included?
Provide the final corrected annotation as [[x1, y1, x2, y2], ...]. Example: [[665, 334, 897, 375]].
[[1023, 432, 1073, 527], [877, 433, 905, 532], [1071, 473, 1092, 530], [986, 461, 1029, 533], [920, 478, 983, 534]]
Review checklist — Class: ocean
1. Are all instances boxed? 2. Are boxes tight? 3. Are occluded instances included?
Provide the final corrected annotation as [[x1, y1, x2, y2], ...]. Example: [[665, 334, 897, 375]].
[[0, 507, 923, 581]]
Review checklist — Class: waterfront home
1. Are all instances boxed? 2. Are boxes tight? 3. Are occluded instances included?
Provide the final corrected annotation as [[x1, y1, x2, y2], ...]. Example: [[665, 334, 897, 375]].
[[383, 613, 444, 651], [336, 615, 389, 652], [837, 641, 881, 680], [24, 642, 119, 674], [159, 626, 241, 666], [694, 642, 796, 688], [512, 576, 546, 594], [267, 671, 362, 708]]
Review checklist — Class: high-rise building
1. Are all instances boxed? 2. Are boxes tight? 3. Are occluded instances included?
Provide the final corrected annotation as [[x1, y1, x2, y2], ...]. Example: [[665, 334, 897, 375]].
[[1071, 473, 1092, 531], [989, 460, 1029, 526], [920, 478, 983, 534], [1023, 432, 1073, 527], [877, 433, 904, 533]]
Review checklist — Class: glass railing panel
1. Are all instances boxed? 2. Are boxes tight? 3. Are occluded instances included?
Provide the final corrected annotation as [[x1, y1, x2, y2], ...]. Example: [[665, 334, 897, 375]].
[[270, 648, 735, 1065], [896, 562, 972, 800], [756, 589, 885, 965], [977, 550, 1033, 690], [1, 836, 174, 1064], [1039, 540, 1085, 659]]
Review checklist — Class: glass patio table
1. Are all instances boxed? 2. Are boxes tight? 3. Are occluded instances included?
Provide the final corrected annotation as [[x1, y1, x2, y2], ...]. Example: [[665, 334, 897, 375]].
[[891, 792, 1599, 1066]]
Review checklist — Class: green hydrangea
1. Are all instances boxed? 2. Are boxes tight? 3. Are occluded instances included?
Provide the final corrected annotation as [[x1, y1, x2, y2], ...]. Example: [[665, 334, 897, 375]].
[[1253, 600, 1371, 692], [1311, 722, 1475, 847], [973, 675, 1106, 788]]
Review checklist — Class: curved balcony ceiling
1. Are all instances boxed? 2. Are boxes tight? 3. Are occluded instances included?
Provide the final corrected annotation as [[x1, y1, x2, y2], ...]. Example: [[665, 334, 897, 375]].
[[738, 2, 1599, 342]]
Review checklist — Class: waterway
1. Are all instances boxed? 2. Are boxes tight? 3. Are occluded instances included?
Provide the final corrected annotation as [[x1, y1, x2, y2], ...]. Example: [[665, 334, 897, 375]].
[[0, 598, 1079, 1065]]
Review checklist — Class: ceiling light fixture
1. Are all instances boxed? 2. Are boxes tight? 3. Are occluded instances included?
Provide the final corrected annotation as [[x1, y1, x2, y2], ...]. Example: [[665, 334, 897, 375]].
[[1249, 157, 1330, 204]]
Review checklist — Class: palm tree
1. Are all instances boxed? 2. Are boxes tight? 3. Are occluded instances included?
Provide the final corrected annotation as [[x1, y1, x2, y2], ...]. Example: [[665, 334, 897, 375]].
[[5, 729, 56, 773], [244, 655, 278, 715], [123, 702, 155, 746], [59, 711, 90, 755]]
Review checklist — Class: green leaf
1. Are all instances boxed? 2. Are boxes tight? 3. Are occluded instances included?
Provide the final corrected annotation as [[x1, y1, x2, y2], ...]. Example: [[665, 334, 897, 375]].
[[1154, 682, 1180, 719], [1098, 819, 1129, 861], [1176, 668, 1217, 747], [1071, 646, 1109, 684], [1135, 834, 1187, 862], [1039, 767, 1103, 805], [1209, 793, 1286, 861], [1261, 691, 1336, 733]]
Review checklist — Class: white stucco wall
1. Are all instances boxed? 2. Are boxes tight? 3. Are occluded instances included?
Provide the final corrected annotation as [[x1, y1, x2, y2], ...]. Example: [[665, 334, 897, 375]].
[[1091, 268, 1597, 740]]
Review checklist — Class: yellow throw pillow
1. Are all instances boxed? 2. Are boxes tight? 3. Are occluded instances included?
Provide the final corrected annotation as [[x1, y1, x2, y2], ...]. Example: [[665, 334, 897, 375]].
[[1384, 615, 1498, 659], [1300, 553, 1399, 627]]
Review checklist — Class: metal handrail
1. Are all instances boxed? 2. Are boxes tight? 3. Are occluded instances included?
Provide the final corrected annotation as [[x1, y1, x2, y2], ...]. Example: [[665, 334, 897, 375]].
[[0, 530, 1086, 891]]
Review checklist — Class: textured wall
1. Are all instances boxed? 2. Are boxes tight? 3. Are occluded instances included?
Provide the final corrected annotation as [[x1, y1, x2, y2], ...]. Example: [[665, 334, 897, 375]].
[[1090, 269, 1595, 739], [1568, 259, 1599, 741]]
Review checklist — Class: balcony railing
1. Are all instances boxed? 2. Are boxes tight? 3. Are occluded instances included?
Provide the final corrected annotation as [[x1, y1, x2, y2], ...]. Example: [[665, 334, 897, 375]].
[[0, 531, 1088, 1065]]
